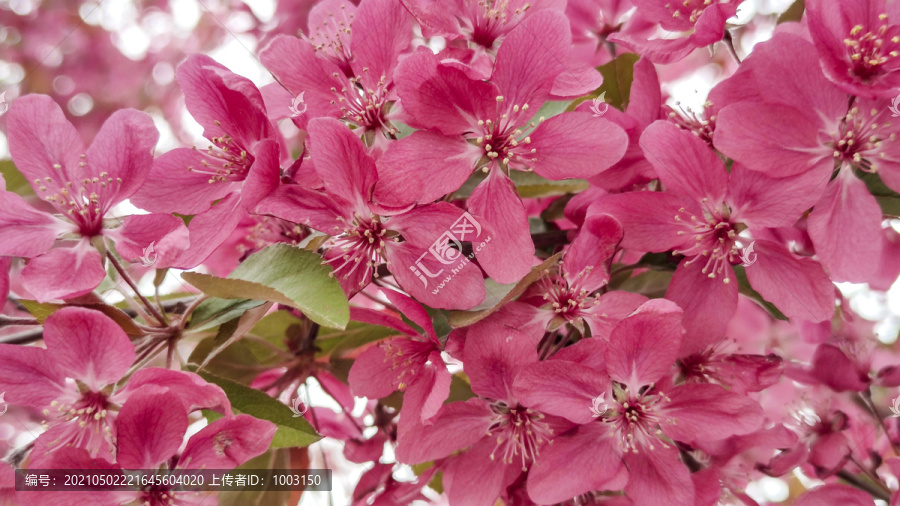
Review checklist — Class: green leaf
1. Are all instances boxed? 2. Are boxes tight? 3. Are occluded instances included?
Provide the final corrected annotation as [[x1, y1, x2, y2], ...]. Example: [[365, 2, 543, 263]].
[[198, 371, 321, 448], [198, 302, 275, 370], [777, 0, 805, 24], [316, 321, 398, 358], [859, 171, 900, 217], [217, 448, 294, 506], [182, 244, 349, 329], [568, 53, 640, 112], [189, 335, 292, 384], [0, 159, 35, 197], [733, 265, 789, 321], [614, 270, 673, 298], [190, 298, 267, 332], [509, 171, 589, 198]]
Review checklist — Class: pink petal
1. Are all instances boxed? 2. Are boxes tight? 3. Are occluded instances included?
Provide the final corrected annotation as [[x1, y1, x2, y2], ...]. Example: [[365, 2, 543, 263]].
[[464, 305, 541, 400], [727, 162, 830, 228], [528, 112, 628, 180], [395, 398, 492, 464], [350, 306, 418, 336], [350, 0, 412, 88], [589, 192, 695, 253], [386, 201, 482, 250], [116, 390, 188, 470], [564, 212, 622, 291], [527, 423, 624, 504], [254, 184, 347, 233], [373, 130, 479, 206], [84, 109, 159, 207], [582, 291, 650, 342], [384, 242, 487, 310], [106, 213, 189, 269], [810, 344, 870, 392], [0, 191, 64, 257], [44, 307, 135, 390], [238, 139, 281, 209], [639, 120, 727, 203], [178, 415, 276, 469], [714, 103, 830, 178], [443, 439, 509, 506], [468, 168, 534, 284], [808, 170, 884, 282], [745, 240, 835, 323], [308, 118, 377, 212], [553, 335, 610, 370], [605, 298, 684, 389], [0, 344, 66, 408], [795, 483, 873, 506], [130, 147, 239, 215], [259, 35, 342, 128], [493, 10, 572, 108], [381, 288, 436, 341], [7, 94, 85, 192], [176, 55, 272, 144], [513, 360, 609, 424], [665, 259, 738, 355], [623, 447, 694, 506], [20, 240, 106, 302], [348, 340, 407, 399], [393, 48, 497, 136], [120, 368, 231, 415], [661, 383, 764, 443], [173, 192, 245, 269]]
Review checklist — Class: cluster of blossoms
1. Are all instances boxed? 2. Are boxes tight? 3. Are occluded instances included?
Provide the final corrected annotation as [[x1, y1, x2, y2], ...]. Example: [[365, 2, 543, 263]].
[[0, 0, 900, 505]]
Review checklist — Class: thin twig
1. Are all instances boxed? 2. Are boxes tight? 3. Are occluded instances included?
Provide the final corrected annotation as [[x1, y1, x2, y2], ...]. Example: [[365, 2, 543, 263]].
[[106, 251, 167, 325]]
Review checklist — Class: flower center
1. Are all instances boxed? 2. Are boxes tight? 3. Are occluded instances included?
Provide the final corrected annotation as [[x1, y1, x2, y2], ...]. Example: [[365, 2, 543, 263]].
[[828, 105, 894, 172], [187, 135, 253, 184], [538, 265, 597, 321], [843, 17, 900, 82], [42, 391, 114, 457], [600, 387, 674, 453], [487, 402, 554, 471], [324, 214, 391, 286], [664, 0, 714, 25], [34, 158, 122, 236], [382, 340, 436, 390], [473, 98, 541, 169], [673, 206, 740, 282], [667, 101, 716, 146], [464, 0, 532, 49]]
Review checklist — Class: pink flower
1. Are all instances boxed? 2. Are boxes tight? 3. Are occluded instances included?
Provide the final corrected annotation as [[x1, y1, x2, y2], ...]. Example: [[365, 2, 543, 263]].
[[348, 288, 450, 427], [595, 121, 835, 345], [30, 389, 274, 506], [608, 0, 742, 63], [0, 307, 230, 462], [131, 54, 281, 269], [255, 118, 487, 309], [395, 308, 569, 506], [514, 299, 763, 505], [518, 213, 648, 339], [2, 95, 186, 302], [806, 0, 900, 98], [376, 10, 626, 283], [714, 32, 898, 282], [260, 0, 412, 150]]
